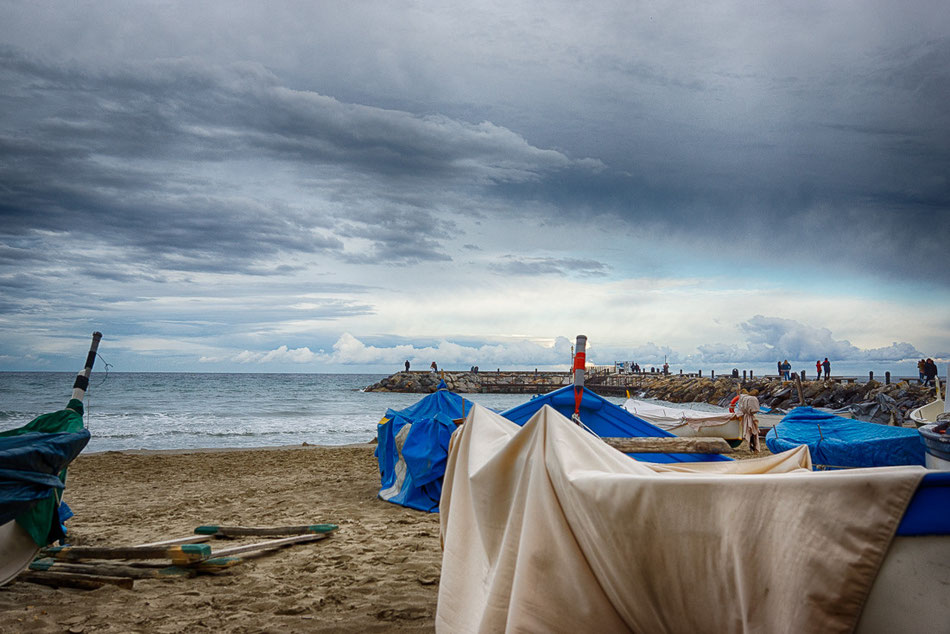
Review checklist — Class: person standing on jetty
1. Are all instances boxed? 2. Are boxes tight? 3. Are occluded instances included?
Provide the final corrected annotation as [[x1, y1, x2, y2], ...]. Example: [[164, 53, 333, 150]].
[[816, 360, 822, 380], [430, 361, 438, 373], [822, 358, 831, 379], [405, 360, 410, 372], [923, 359, 937, 387]]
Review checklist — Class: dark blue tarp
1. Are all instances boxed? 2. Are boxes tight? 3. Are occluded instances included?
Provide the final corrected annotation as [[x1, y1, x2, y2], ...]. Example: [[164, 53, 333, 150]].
[[0, 431, 90, 527], [501, 385, 732, 463], [375, 388, 475, 512], [898, 471, 950, 536], [0, 399, 90, 545], [765, 406, 925, 468]]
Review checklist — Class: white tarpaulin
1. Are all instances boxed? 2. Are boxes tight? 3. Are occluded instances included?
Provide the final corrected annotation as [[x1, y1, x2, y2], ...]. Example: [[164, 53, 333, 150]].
[[437, 404, 925, 633]]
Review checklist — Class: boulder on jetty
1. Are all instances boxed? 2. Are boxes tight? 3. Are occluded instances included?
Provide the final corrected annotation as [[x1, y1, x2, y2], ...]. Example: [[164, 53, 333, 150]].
[[364, 371, 937, 426]]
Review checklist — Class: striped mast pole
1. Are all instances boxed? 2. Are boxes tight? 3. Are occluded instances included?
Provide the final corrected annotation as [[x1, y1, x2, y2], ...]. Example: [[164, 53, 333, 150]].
[[67, 332, 103, 413], [571, 334, 587, 425]]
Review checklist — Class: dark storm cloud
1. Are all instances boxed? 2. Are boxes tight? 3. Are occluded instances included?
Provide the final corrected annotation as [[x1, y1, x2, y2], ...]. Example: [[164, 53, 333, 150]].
[[0, 46, 590, 280], [1, 6, 948, 288], [494, 43, 950, 280], [335, 207, 456, 264], [489, 256, 608, 277]]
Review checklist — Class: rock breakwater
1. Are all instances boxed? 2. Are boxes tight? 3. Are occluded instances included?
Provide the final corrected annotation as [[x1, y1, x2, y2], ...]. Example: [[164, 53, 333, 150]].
[[364, 371, 940, 426]]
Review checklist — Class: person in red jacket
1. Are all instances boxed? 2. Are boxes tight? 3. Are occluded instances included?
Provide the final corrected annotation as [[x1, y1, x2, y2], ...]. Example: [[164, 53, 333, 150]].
[[816, 360, 822, 380]]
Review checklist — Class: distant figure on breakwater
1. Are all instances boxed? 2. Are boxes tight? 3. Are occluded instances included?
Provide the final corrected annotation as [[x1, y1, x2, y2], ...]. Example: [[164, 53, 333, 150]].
[[816, 360, 822, 380], [405, 360, 410, 372], [923, 359, 937, 387], [430, 361, 438, 373], [822, 358, 831, 379]]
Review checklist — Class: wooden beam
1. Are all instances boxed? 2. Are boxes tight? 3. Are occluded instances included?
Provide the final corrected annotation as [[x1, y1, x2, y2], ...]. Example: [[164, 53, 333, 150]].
[[204, 532, 332, 559], [193, 523, 338, 538], [602, 436, 733, 454], [136, 535, 210, 548], [29, 558, 194, 579], [42, 543, 211, 565], [18, 570, 134, 590]]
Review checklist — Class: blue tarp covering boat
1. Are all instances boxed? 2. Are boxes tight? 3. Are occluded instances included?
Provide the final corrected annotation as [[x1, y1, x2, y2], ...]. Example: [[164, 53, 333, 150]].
[[501, 385, 732, 463], [0, 400, 90, 546], [765, 406, 925, 469], [375, 385, 475, 512]]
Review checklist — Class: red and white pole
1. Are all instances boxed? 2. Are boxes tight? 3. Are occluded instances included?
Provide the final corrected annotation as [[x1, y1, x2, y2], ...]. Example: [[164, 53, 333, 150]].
[[572, 335, 587, 424]]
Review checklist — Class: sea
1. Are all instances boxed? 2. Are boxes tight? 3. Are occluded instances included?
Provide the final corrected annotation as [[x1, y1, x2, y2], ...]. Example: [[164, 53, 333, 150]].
[[0, 373, 552, 453]]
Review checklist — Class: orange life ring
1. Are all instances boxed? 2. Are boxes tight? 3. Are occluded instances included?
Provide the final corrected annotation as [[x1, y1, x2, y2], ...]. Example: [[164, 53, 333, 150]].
[[729, 395, 740, 413]]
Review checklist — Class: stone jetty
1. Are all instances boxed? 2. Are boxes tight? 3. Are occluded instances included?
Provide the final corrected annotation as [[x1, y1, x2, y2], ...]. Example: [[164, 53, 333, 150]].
[[364, 371, 940, 426]]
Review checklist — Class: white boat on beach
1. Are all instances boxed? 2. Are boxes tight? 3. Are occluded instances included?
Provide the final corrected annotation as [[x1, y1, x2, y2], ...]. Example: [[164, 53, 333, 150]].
[[910, 363, 948, 426], [622, 398, 783, 444]]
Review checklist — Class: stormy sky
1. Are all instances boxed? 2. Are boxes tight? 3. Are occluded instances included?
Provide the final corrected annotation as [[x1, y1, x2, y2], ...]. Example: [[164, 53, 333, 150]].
[[1, 1, 947, 374]]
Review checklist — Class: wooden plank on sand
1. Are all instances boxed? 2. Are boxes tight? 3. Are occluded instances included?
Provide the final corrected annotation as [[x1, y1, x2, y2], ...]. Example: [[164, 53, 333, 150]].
[[136, 535, 211, 548], [194, 523, 338, 538], [18, 570, 134, 590], [41, 543, 212, 565], [29, 558, 195, 579], [204, 532, 332, 559], [602, 436, 733, 454]]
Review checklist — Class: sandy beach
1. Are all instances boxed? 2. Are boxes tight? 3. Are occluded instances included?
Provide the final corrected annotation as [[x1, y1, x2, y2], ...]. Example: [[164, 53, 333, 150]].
[[0, 439, 765, 633], [0, 444, 442, 633]]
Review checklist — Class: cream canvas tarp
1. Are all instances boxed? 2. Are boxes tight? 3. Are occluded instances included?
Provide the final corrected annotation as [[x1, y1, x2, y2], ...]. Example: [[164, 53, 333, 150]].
[[437, 404, 926, 633]]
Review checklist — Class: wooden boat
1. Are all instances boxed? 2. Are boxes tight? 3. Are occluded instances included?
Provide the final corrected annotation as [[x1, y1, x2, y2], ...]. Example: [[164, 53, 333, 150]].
[[622, 399, 745, 443], [621, 398, 784, 444], [0, 332, 101, 586], [910, 367, 947, 426]]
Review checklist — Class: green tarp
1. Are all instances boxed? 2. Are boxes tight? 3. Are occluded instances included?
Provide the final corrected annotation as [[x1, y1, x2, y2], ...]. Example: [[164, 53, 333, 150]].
[[0, 399, 90, 546]]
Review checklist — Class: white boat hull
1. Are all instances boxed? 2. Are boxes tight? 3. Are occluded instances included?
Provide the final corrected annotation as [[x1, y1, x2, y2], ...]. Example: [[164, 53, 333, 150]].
[[910, 398, 945, 426], [0, 520, 39, 586], [856, 535, 950, 633], [622, 399, 782, 441]]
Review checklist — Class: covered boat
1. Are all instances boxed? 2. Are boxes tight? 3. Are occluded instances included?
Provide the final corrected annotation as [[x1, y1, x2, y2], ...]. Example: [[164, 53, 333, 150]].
[[765, 406, 925, 469], [437, 403, 950, 633], [504, 385, 732, 462], [622, 398, 768, 445], [375, 383, 475, 512], [0, 332, 100, 586]]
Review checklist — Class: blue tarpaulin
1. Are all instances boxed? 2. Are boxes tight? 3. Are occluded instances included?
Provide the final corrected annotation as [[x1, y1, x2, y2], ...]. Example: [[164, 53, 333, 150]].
[[501, 385, 732, 463], [0, 400, 90, 546], [375, 387, 475, 512], [765, 406, 925, 469]]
